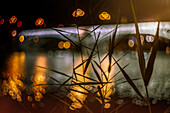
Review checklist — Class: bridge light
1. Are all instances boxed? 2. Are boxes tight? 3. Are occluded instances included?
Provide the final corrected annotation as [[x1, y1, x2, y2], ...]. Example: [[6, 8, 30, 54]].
[[72, 8, 85, 17], [9, 16, 17, 24], [64, 41, 71, 49], [128, 39, 135, 48], [99, 12, 111, 20], [11, 30, 17, 37], [17, 21, 22, 27], [58, 41, 64, 49], [19, 35, 24, 43], [0, 19, 4, 25], [35, 18, 44, 26], [146, 35, 154, 42]]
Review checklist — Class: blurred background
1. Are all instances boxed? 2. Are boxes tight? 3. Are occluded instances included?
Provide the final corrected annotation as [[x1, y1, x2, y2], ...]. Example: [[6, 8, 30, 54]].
[[0, 0, 170, 113]]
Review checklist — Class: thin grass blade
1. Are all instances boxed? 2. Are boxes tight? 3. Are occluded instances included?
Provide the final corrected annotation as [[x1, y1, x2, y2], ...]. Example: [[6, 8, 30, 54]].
[[112, 56, 145, 101], [108, 7, 120, 74], [144, 22, 160, 86], [98, 86, 105, 104], [53, 29, 80, 50], [81, 24, 101, 41], [37, 65, 71, 78], [164, 106, 170, 113], [130, 0, 146, 78], [91, 62, 103, 86], [83, 31, 100, 75], [93, 60, 108, 81], [109, 100, 129, 113]]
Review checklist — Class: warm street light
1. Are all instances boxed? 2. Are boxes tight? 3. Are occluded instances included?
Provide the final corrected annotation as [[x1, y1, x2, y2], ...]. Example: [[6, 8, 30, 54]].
[[72, 8, 85, 17], [99, 12, 111, 20], [9, 16, 17, 24], [35, 18, 44, 26]]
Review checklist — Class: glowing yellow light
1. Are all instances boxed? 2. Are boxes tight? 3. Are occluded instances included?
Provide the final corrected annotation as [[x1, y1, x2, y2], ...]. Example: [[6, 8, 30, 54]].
[[99, 12, 111, 20], [35, 18, 44, 26], [58, 41, 64, 49], [2, 52, 25, 102], [96, 56, 115, 108], [72, 8, 85, 17], [19, 35, 24, 43], [32, 55, 47, 102], [104, 103, 111, 109], [68, 57, 90, 110], [128, 39, 135, 48], [64, 41, 71, 49]]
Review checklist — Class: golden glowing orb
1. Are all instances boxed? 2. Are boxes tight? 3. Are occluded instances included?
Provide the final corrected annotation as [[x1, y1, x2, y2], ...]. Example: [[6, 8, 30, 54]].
[[128, 39, 135, 48], [99, 12, 111, 20], [19, 35, 24, 43], [35, 18, 44, 26], [64, 41, 71, 49], [72, 8, 85, 17], [58, 41, 64, 49], [9, 16, 17, 24]]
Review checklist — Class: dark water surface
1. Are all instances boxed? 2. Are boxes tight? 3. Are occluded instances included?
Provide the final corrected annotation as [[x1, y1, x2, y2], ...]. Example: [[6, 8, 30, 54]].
[[0, 49, 169, 113]]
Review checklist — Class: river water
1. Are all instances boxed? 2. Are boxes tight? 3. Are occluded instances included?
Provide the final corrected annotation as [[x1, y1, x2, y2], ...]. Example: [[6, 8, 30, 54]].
[[0, 48, 169, 110]]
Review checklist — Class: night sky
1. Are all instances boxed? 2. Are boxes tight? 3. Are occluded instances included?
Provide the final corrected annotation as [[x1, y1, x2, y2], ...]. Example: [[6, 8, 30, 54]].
[[2, 0, 170, 28], [1, 0, 170, 43]]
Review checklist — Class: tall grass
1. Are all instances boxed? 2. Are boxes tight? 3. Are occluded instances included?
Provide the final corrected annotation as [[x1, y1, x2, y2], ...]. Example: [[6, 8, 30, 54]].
[[36, 0, 165, 113]]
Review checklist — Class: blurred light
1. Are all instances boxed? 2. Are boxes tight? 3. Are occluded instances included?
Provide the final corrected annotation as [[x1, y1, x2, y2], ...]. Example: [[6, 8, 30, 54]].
[[69, 57, 90, 110], [9, 16, 17, 24], [140, 35, 144, 45], [35, 18, 44, 26], [11, 30, 17, 37], [166, 46, 170, 54], [32, 55, 48, 102], [128, 39, 135, 48], [2, 52, 25, 102], [104, 103, 111, 109], [99, 12, 111, 20], [58, 41, 64, 49], [0, 19, 4, 24], [146, 35, 154, 42], [64, 41, 71, 49], [33, 36, 39, 43], [72, 8, 85, 17], [58, 24, 64, 28], [19, 35, 25, 43], [27, 96, 33, 102], [17, 21, 22, 27]]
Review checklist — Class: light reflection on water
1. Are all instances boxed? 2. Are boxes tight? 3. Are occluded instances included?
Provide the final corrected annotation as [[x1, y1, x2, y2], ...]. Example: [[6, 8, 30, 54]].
[[2, 52, 25, 102], [31, 55, 48, 102], [1, 51, 116, 109], [1, 50, 170, 110]]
